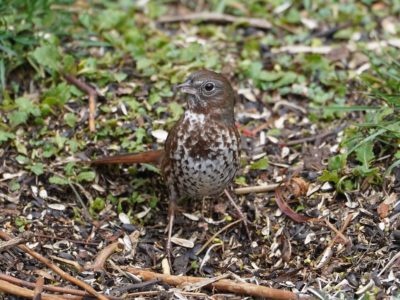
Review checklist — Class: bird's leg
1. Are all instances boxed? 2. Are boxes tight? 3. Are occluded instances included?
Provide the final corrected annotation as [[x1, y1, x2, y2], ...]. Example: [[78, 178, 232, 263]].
[[166, 197, 177, 267], [201, 196, 206, 220], [224, 189, 251, 240]]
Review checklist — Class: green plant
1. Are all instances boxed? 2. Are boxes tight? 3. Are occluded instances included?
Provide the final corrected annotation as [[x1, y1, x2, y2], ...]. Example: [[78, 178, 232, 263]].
[[320, 51, 400, 191]]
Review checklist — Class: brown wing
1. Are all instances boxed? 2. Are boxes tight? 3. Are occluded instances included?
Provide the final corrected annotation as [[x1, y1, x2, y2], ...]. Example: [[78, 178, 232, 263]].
[[160, 115, 185, 176]]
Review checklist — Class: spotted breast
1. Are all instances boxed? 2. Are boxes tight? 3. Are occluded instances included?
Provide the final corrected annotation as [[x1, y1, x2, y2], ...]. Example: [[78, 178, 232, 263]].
[[162, 110, 240, 200]]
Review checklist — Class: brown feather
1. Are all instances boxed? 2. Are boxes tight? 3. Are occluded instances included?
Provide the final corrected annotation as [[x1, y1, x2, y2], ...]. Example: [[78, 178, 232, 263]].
[[91, 149, 164, 165]]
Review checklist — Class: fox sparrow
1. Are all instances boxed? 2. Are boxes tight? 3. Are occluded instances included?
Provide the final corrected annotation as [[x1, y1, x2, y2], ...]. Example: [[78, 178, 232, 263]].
[[92, 70, 241, 260]]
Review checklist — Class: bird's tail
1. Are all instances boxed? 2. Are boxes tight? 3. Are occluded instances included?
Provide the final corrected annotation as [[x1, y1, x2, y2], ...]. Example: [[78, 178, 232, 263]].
[[90, 149, 164, 165]]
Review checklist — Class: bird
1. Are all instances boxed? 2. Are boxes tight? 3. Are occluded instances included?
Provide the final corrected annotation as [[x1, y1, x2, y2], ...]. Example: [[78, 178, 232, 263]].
[[91, 70, 241, 263]]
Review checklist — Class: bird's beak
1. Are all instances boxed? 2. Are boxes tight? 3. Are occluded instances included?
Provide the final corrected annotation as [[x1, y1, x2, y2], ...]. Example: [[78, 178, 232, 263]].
[[175, 80, 197, 95]]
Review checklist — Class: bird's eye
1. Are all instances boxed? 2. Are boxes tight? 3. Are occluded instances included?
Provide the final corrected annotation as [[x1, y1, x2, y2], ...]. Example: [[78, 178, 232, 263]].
[[204, 82, 215, 92]]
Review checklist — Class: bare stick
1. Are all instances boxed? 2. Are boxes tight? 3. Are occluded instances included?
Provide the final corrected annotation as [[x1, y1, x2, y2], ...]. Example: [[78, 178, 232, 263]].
[[234, 183, 279, 195], [0, 273, 121, 300], [63, 74, 97, 132], [329, 214, 353, 247], [0, 231, 108, 300], [378, 251, 400, 276], [86, 241, 122, 272], [50, 255, 84, 273], [0, 279, 72, 300], [196, 219, 242, 256], [224, 189, 251, 239], [0, 231, 32, 251], [283, 124, 347, 146], [159, 12, 271, 30], [33, 276, 44, 300], [125, 267, 302, 300], [35, 233, 99, 246], [322, 219, 348, 244]]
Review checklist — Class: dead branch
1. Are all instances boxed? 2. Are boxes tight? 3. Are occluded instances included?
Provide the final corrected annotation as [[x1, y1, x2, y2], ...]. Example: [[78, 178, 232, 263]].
[[63, 74, 97, 132], [0, 279, 73, 300], [86, 241, 122, 271], [0, 230, 108, 300], [33, 276, 44, 300], [0, 231, 33, 251], [234, 183, 279, 195], [0, 273, 121, 300], [158, 12, 271, 30], [50, 255, 84, 272], [125, 267, 302, 300]]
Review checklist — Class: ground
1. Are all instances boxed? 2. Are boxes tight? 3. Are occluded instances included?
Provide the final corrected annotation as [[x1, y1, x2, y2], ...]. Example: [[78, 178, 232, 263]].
[[0, 1, 399, 299]]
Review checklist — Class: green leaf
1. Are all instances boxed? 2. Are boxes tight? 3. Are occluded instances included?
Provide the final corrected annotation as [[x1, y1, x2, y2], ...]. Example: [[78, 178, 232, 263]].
[[168, 102, 184, 122], [64, 113, 77, 127], [49, 176, 69, 185], [90, 197, 105, 215], [8, 111, 28, 127], [355, 142, 375, 167], [142, 163, 160, 174], [15, 155, 29, 165], [134, 127, 147, 146], [328, 154, 347, 171], [64, 162, 76, 176], [319, 170, 339, 184], [235, 176, 247, 186], [30, 163, 44, 176], [250, 157, 269, 170], [10, 180, 20, 192], [16, 97, 41, 116], [42, 83, 71, 106], [76, 171, 96, 182], [0, 130, 15, 144], [31, 44, 61, 71], [53, 134, 67, 149], [15, 140, 28, 155]]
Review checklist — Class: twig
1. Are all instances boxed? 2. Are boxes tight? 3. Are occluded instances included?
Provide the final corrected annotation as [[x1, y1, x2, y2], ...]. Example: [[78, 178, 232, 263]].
[[273, 100, 307, 114], [196, 219, 242, 256], [50, 255, 84, 273], [315, 214, 353, 269], [234, 183, 279, 195], [124, 291, 161, 298], [33, 276, 44, 300], [35, 233, 99, 246], [224, 189, 251, 239], [322, 219, 348, 244], [125, 267, 301, 300], [378, 250, 400, 276], [0, 230, 108, 300], [111, 279, 160, 294], [271, 39, 400, 54], [183, 274, 230, 292], [0, 231, 33, 251], [271, 45, 333, 54], [68, 182, 92, 221], [0, 279, 72, 300], [63, 74, 97, 132], [158, 12, 271, 30], [328, 214, 353, 246], [0, 273, 121, 300], [283, 124, 347, 146], [199, 243, 222, 275], [86, 241, 122, 271]]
